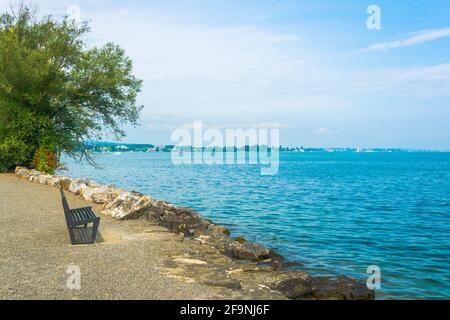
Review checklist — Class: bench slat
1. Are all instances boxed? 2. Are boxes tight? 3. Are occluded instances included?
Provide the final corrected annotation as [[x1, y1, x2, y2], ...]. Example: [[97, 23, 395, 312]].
[[84, 208, 96, 219], [71, 210, 82, 222], [81, 208, 95, 219], [71, 208, 96, 222], [75, 209, 87, 221]]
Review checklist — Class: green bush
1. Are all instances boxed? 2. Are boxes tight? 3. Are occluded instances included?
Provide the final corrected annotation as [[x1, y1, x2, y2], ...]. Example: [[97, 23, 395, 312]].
[[0, 109, 55, 171], [32, 145, 58, 174], [0, 162, 8, 173], [0, 136, 33, 171]]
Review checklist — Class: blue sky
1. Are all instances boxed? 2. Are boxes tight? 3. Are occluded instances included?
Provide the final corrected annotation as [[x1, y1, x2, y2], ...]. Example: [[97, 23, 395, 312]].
[[2, 0, 450, 149]]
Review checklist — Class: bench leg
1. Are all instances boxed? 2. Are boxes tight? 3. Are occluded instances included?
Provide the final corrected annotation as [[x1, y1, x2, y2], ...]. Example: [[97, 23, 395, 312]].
[[91, 218, 100, 244], [68, 226, 76, 245]]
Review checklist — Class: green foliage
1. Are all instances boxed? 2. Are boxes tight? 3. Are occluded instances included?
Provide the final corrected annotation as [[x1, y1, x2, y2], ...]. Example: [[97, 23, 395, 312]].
[[0, 136, 30, 172], [32, 145, 58, 174], [0, 109, 53, 171], [0, 5, 143, 172]]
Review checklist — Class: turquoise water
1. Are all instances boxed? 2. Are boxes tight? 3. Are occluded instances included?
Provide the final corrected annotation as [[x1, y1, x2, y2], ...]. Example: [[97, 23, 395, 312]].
[[63, 152, 450, 299]]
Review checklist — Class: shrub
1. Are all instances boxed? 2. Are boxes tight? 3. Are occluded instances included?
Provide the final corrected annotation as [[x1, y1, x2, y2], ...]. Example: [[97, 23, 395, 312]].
[[0, 136, 33, 171], [32, 145, 58, 174]]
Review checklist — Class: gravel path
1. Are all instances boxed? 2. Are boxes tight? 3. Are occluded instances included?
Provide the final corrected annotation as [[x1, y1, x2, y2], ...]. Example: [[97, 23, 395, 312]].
[[0, 174, 228, 300]]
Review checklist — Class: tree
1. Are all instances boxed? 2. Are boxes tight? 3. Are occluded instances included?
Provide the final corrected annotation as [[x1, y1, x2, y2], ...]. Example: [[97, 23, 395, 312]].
[[0, 5, 143, 173]]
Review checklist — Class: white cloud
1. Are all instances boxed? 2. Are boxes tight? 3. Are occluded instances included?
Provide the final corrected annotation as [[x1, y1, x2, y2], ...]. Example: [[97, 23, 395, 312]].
[[316, 128, 333, 135], [346, 63, 450, 97], [252, 14, 271, 22], [148, 121, 289, 130], [358, 27, 450, 53], [74, 5, 314, 119], [89, 14, 302, 82]]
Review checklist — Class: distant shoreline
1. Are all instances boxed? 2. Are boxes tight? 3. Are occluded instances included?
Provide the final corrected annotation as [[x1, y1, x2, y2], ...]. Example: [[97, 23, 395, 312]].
[[84, 141, 449, 154]]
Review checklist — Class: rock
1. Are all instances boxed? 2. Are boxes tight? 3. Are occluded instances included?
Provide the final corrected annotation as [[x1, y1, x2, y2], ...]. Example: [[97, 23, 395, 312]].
[[204, 279, 242, 290], [233, 236, 247, 244], [68, 178, 98, 195], [141, 205, 212, 236], [16, 168, 74, 190], [80, 185, 124, 204], [174, 258, 208, 265], [271, 277, 314, 299], [80, 186, 100, 202], [91, 186, 125, 204], [226, 240, 271, 261], [102, 192, 153, 220], [85, 179, 101, 188], [237, 260, 283, 273], [207, 224, 230, 236], [28, 170, 43, 183], [37, 174, 59, 186], [154, 199, 176, 210], [15, 167, 56, 185], [271, 275, 375, 300], [56, 176, 72, 190], [15, 167, 30, 178], [268, 249, 284, 264], [195, 235, 211, 244], [256, 260, 283, 272], [68, 178, 89, 195], [37, 174, 48, 184], [310, 276, 375, 300], [45, 176, 59, 186]]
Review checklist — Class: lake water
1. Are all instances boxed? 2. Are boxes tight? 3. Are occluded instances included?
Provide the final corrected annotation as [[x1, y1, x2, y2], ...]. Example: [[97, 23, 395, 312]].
[[63, 152, 450, 299]]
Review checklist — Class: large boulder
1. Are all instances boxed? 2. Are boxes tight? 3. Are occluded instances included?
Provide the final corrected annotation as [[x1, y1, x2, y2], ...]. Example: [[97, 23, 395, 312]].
[[271, 275, 375, 300], [68, 178, 100, 195], [89, 186, 125, 204], [15, 167, 31, 178], [79, 185, 101, 202], [225, 240, 272, 261], [139, 204, 212, 236], [271, 276, 314, 299], [207, 224, 230, 236], [38, 174, 60, 186], [309, 276, 375, 300], [28, 170, 45, 183], [102, 192, 153, 220], [68, 178, 89, 194], [56, 176, 73, 190]]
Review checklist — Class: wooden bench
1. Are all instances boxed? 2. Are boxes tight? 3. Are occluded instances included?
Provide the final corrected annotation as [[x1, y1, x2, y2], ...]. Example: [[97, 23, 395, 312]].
[[60, 188, 100, 245]]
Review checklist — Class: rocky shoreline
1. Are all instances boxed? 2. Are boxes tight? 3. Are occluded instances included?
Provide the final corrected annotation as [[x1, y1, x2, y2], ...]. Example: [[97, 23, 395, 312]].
[[14, 166, 375, 300]]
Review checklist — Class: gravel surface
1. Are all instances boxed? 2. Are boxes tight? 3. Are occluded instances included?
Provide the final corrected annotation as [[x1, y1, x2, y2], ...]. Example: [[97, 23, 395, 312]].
[[0, 174, 229, 300]]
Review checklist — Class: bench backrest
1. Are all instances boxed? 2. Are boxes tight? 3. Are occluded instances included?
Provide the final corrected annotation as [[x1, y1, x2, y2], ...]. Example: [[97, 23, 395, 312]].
[[60, 188, 73, 224]]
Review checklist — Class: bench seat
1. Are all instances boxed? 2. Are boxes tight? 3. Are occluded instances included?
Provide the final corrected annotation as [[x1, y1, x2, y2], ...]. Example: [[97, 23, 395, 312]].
[[70, 207, 98, 225]]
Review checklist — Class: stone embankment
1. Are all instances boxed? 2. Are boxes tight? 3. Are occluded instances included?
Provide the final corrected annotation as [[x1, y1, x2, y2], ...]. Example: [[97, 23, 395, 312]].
[[15, 166, 375, 300]]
